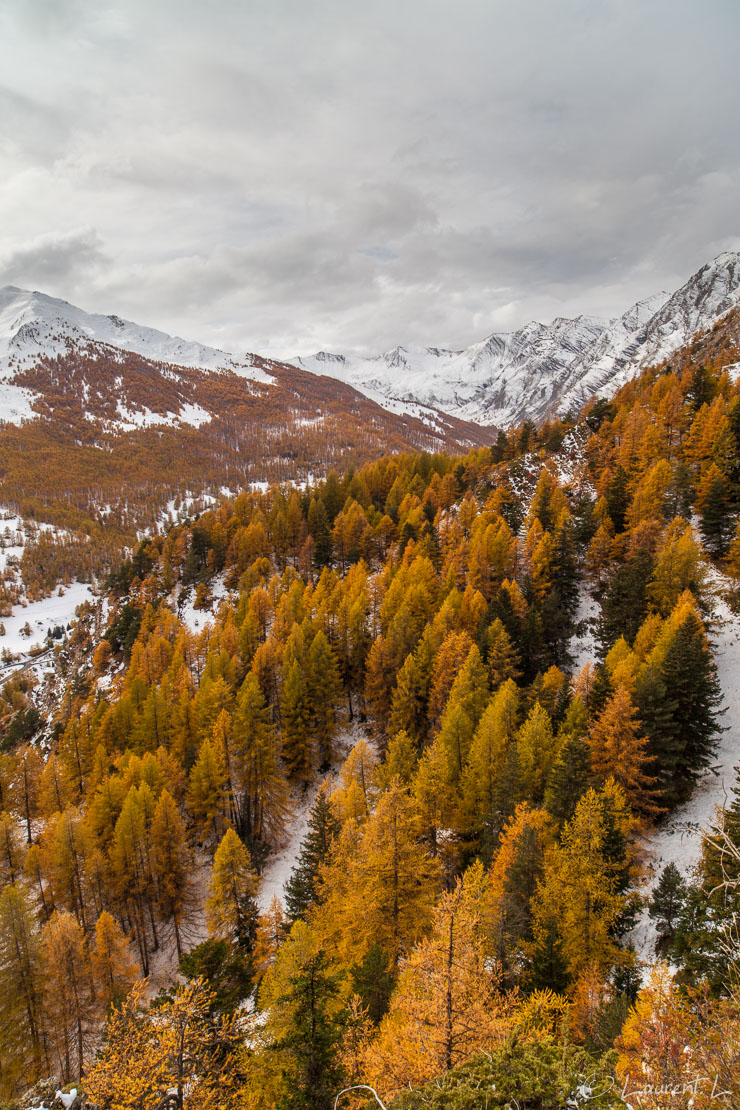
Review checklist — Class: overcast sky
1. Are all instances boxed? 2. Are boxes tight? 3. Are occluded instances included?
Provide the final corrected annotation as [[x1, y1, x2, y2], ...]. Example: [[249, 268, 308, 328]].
[[1, 0, 739, 358]]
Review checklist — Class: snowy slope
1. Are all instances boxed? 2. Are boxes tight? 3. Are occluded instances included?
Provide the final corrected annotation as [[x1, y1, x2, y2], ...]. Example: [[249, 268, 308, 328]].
[[0, 285, 272, 381], [257, 721, 374, 913], [3, 250, 740, 435], [552, 292, 671, 414], [0, 286, 485, 443], [557, 253, 740, 415], [294, 315, 610, 428], [292, 252, 740, 429]]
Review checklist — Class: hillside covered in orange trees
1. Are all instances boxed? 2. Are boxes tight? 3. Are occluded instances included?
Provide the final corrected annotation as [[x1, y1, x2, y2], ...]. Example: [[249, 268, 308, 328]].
[[0, 305, 740, 1105]]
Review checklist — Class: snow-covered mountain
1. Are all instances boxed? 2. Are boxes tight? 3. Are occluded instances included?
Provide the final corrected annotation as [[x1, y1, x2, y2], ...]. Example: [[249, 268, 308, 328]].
[[0, 285, 277, 428], [557, 252, 740, 414], [0, 279, 492, 497], [293, 251, 740, 427], [295, 315, 610, 429], [0, 285, 273, 380], [3, 249, 740, 437]]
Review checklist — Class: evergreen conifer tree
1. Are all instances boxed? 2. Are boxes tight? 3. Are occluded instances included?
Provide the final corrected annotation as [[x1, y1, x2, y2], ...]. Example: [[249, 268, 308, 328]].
[[697, 464, 732, 557], [544, 734, 592, 826], [597, 550, 654, 655], [285, 786, 340, 922], [274, 951, 345, 1110], [349, 943, 394, 1025], [648, 863, 687, 955], [640, 610, 723, 807]]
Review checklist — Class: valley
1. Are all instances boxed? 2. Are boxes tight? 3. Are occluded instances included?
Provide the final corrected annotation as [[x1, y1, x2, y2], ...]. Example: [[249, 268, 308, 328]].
[[2, 254, 740, 1106]]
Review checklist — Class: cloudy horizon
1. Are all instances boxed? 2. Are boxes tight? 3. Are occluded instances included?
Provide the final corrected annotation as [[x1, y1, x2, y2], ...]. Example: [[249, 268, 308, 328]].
[[1, 0, 739, 360]]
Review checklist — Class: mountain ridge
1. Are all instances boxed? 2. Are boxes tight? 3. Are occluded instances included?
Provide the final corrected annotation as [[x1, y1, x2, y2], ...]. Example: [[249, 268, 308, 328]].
[[2, 249, 740, 442], [292, 251, 740, 426]]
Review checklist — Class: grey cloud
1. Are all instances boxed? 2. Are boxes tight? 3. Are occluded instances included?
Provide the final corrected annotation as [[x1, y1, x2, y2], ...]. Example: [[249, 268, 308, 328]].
[[0, 229, 107, 289], [0, 0, 739, 356]]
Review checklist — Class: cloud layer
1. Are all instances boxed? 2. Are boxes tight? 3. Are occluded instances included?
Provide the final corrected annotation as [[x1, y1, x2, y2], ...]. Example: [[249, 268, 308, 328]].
[[1, 0, 739, 357]]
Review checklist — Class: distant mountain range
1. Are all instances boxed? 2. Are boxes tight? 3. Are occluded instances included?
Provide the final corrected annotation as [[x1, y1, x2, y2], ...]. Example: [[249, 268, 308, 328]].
[[1, 249, 739, 471], [0, 283, 490, 446], [292, 252, 740, 427], [0, 285, 492, 547]]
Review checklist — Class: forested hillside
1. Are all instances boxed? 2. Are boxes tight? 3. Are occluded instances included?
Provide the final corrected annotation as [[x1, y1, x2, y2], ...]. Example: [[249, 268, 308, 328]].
[[0, 342, 490, 596], [2, 310, 740, 1107]]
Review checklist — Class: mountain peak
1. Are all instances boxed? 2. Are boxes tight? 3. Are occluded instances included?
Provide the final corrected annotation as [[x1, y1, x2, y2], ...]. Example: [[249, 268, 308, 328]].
[[0, 285, 272, 384], [289, 251, 740, 427]]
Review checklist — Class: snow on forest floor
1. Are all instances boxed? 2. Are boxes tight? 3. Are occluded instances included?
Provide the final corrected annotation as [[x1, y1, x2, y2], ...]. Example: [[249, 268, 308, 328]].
[[566, 569, 740, 969], [570, 584, 600, 672], [145, 855, 212, 997], [629, 575, 740, 965], [257, 719, 373, 912], [0, 581, 97, 692], [0, 580, 95, 656]]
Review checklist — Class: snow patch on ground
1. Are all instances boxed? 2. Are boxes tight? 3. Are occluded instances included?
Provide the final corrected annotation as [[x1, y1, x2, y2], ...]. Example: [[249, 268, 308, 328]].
[[0, 380, 37, 425], [116, 403, 174, 430], [570, 584, 600, 673], [0, 580, 95, 656], [178, 402, 212, 428], [630, 577, 740, 965], [257, 721, 373, 912]]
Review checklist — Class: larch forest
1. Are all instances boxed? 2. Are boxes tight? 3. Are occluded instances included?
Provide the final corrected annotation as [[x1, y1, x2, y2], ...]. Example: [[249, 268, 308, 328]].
[[3, 310, 740, 1110]]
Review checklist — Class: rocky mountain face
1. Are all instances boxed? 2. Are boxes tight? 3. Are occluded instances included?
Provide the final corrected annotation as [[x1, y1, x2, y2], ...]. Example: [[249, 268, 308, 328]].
[[293, 251, 740, 427]]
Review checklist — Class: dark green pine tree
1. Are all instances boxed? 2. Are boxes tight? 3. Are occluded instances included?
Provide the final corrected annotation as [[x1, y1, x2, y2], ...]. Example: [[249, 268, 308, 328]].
[[665, 461, 693, 521], [539, 525, 579, 669], [543, 735, 592, 827], [519, 606, 548, 683], [698, 470, 732, 557], [349, 944, 394, 1025], [284, 787, 341, 922], [597, 549, 654, 656], [491, 429, 509, 464], [726, 398, 740, 503], [651, 611, 723, 807], [483, 743, 523, 859], [307, 497, 332, 567], [686, 362, 717, 411], [570, 492, 597, 547], [671, 882, 735, 994], [525, 919, 570, 995], [604, 466, 629, 533], [179, 937, 253, 1014], [634, 664, 678, 800], [518, 420, 536, 455], [585, 396, 616, 433], [648, 863, 687, 955], [276, 951, 345, 1110], [586, 663, 613, 717]]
